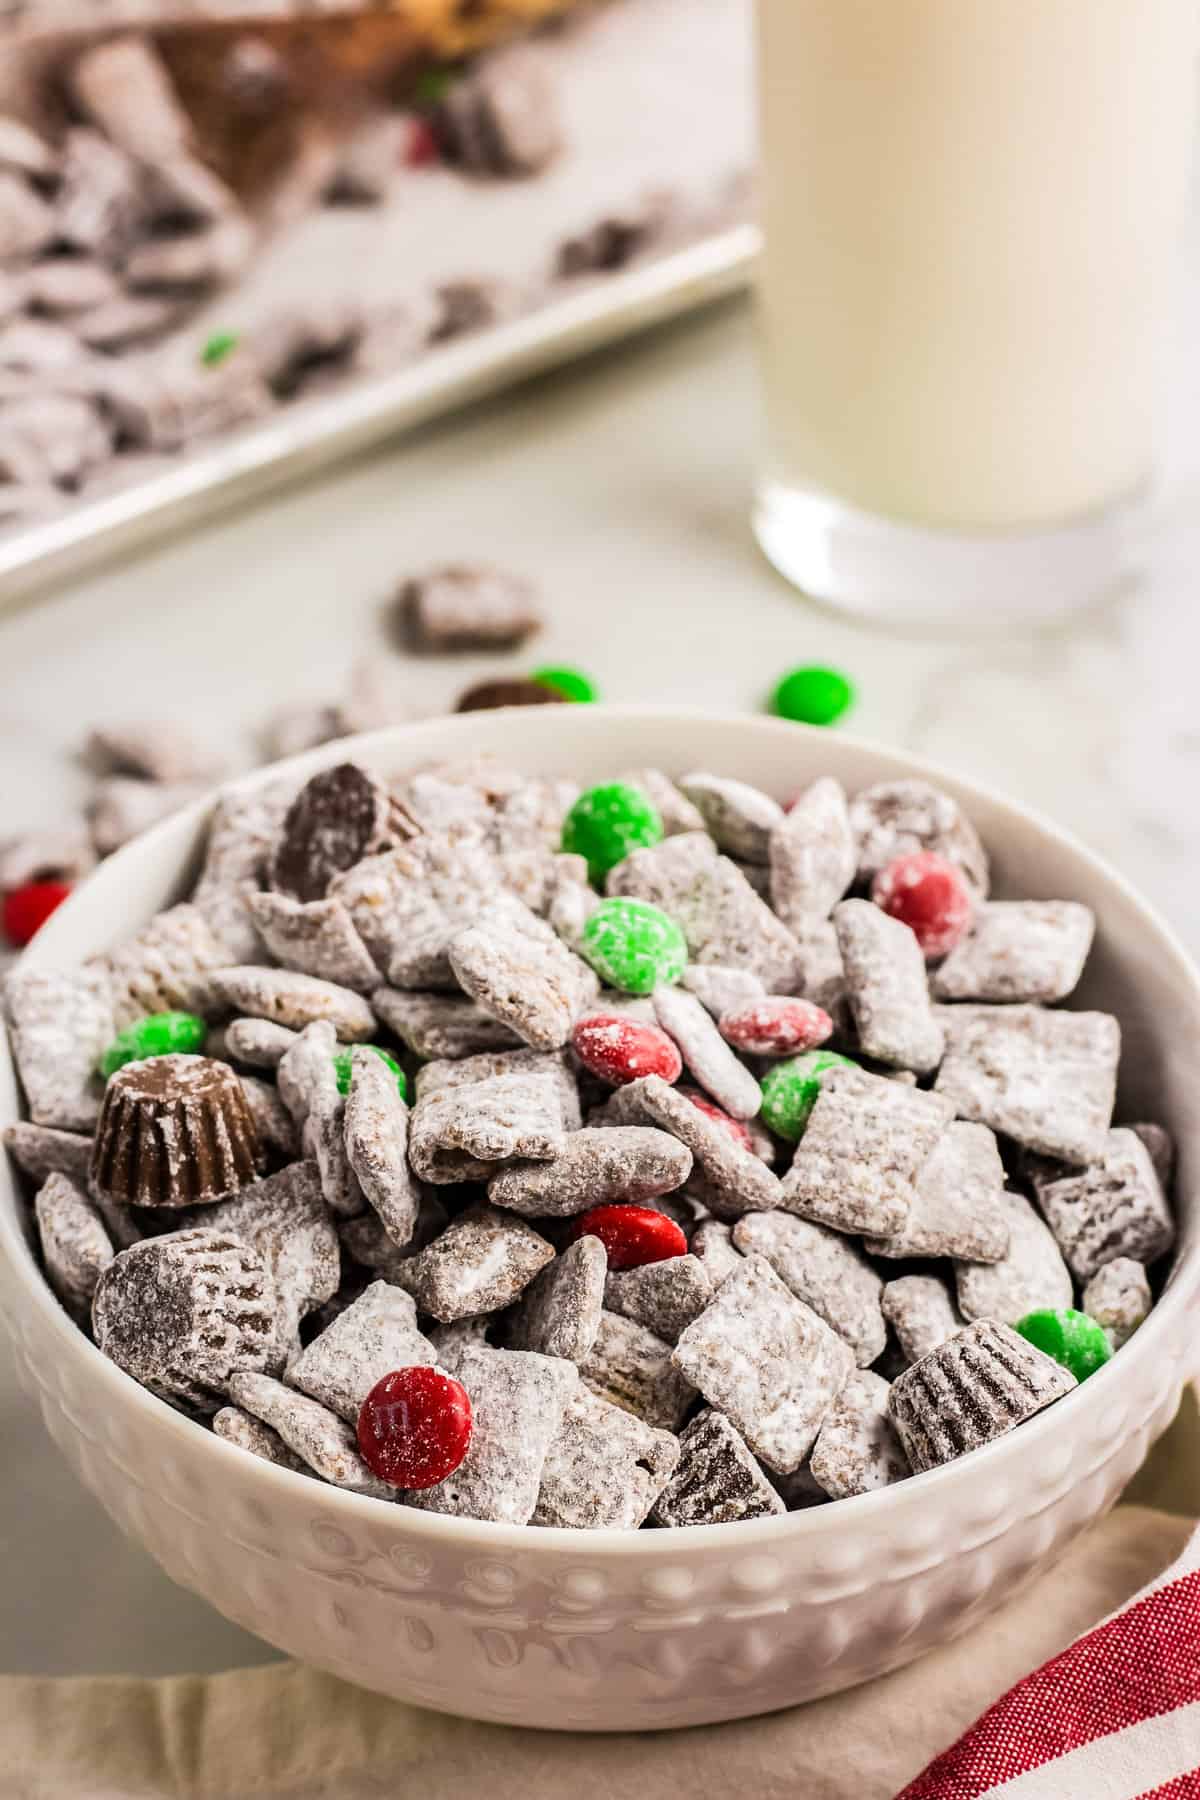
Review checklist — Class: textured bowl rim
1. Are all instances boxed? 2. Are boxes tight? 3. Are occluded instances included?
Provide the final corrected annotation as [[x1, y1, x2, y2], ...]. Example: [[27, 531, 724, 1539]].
[[3, 704, 1199, 1558]]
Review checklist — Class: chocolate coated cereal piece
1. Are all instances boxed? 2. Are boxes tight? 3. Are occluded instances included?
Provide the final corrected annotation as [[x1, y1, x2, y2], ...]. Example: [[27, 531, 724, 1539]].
[[864, 1122, 1010, 1263], [604, 1253, 712, 1344], [94, 1228, 279, 1410], [781, 1066, 953, 1237], [2, 1121, 93, 1187], [769, 777, 857, 927], [35, 1172, 114, 1313], [201, 1161, 339, 1362], [931, 901, 1095, 1004], [889, 1320, 1075, 1474], [436, 54, 563, 179], [227, 1372, 393, 1497], [488, 1126, 692, 1217], [849, 778, 990, 898], [673, 1255, 854, 1473], [833, 899, 944, 1073], [934, 1004, 1120, 1165], [201, 966, 376, 1042], [106, 904, 229, 1030], [5, 962, 113, 1131], [652, 1409, 784, 1528], [56, 129, 146, 259], [632, 1074, 781, 1218], [400, 563, 543, 651], [880, 1275, 962, 1366], [372, 987, 521, 1060], [91, 1054, 260, 1210], [1031, 1127, 1174, 1283], [1132, 1122, 1175, 1192], [338, 1193, 448, 1281], [955, 1190, 1073, 1325], [212, 1405, 307, 1472], [415, 1046, 581, 1130], [810, 1371, 910, 1499], [408, 1072, 565, 1184], [287, 1280, 435, 1423], [277, 1023, 363, 1219], [0, 117, 56, 182], [0, 826, 95, 891], [619, 768, 706, 836], [271, 764, 396, 903], [224, 1017, 298, 1069], [449, 906, 598, 1051], [608, 833, 802, 989], [681, 963, 766, 1018], [0, 172, 55, 261], [579, 1309, 695, 1431], [69, 35, 190, 162], [332, 837, 496, 990], [86, 720, 227, 787], [1082, 1257, 1153, 1350], [690, 1217, 744, 1289], [678, 772, 784, 863], [534, 1384, 680, 1529], [652, 986, 762, 1120], [733, 1213, 886, 1367], [238, 1075, 300, 1160], [505, 1236, 606, 1363], [192, 778, 295, 962], [408, 1342, 576, 1527], [247, 893, 379, 994], [343, 1045, 419, 1248], [392, 1202, 554, 1323]]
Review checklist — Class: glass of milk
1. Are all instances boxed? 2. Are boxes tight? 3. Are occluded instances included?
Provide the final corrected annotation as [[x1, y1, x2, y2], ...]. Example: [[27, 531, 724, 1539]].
[[753, 0, 1197, 629]]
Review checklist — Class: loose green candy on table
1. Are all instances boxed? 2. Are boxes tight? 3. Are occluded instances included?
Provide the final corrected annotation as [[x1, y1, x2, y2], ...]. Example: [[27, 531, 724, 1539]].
[[100, 1010, 208, 1079], [1014, 1308, 1113, 1383], [579, 897, 687, 995], [772, 665, 855, 728], [760, 1049, 857, 1141], [332, 1045, 407, 1100], [530, 666, 598, 704], [561, 781, 663, 885]]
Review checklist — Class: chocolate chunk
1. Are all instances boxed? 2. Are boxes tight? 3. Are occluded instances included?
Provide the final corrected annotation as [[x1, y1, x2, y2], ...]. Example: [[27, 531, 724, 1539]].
[[91, 1053, 260, 1210], [271, 764, 397, 903]]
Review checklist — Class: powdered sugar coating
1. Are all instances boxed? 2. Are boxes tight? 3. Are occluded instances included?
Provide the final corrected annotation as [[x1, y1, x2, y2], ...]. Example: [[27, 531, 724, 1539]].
[[733, 1212, 886, 1367], [201, 1160, 339, 1362], [372, 987, 521, 1060], [1082, 1257, 1152, 1349], [106, 904, 229, 1030], [681, 963, 766, 1018], [534, 1384, 680, 1529], [1031, 1127, 1175, 1283], [618, 767, 706, 836], [690, 1217, 744, 1289], [955, 1190, 1073, 1325], [849, 778, 990, 898], [277, 1023, 363, 1218], [416, 1047, 581, 1130], [781, 1066, 953, 1237], [673, 1256, 854, 1474], [392, 1202, 554, 1323], [934, 1004, 1120, 1165], [652, 985, 762, 1120], [768, 777, 856, 927], [833, 899, 944, 1073], [678, 772, 784, 863], [449, 904, 598, 1050], [718, 996, 833, 1058], [504, 1236, 606, 1363], [271, 763, 397, 904], [604, 1253, 713, 1344], [401, 563, 543, 651], [408, 1072, 565, 1184], [247, 892, 380, 993], [3, 1121, 93, 1186], [631, 1074, 781, 1218], [343, 1045, 419, 1248], [881, 1275, 962, 1366], [931, 900, 1095, 1003], [287, 1280, 435, 1423], [199, 965, 376, 1042], [223, 1017, 298, 1070], [652, 1409, 784, 1527], [239, 1074, 300, 1159], [34, 1171, 113, 1313], [212, 1404, 307, 1473], [488, 1126, 692, 1217], [888, 1320, 1075, 1474], [810, 1371, 910, 1499], [864, 1122, 1010, 1263], [228, 1371, 393, 1497], [5, 961, 112, 1131], [580, 1309, 695, 1431]]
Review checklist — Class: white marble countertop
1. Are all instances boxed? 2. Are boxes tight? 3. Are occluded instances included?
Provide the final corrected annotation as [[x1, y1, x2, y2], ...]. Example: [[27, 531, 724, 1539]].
[[3, 271, 1200, 1674]]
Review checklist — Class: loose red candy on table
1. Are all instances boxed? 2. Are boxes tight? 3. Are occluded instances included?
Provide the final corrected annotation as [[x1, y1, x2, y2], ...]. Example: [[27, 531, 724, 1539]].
[[2, 880, 72, 948], [572, 1014, 683, 1086], [871, 850, 974, 959], [570, 1203, 687, 1270], [357, 1366, 473, 1490], [719, 997, 834, 1058], [680, 1087, 754, 1151]]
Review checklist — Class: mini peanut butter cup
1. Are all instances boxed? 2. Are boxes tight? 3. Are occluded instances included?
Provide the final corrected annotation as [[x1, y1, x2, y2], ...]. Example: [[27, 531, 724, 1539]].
[[90, 1053, 260, 1209], [888, 1318, 1076, 1474]]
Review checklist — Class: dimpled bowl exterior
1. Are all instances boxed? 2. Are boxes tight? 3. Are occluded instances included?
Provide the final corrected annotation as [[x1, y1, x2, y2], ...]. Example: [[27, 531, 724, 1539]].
[[3, 709, 1199, 1732]]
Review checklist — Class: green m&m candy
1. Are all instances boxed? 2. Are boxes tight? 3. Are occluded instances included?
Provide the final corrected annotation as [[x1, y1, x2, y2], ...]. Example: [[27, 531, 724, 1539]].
[[760, 1049, 857, 1141], [1014, 1308, 1113, 1384], [332, 1045, 407, 1100], [579, 898, 687, 995], [100, 1010, 208, 1079], [561, 782, 663, 885], [530, 666, 598, 704], [772, 666, 855, 728]]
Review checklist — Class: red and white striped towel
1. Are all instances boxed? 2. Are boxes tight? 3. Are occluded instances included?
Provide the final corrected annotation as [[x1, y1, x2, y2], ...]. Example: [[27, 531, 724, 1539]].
[[899, 1528, 1200, 1799]]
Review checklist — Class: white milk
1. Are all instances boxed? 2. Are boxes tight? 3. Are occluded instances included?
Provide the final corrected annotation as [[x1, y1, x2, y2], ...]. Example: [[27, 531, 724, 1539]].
[[757, 0, 1197, 532]]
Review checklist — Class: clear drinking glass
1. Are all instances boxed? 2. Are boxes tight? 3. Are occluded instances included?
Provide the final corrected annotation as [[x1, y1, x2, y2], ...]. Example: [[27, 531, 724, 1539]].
[[753, 0, 1198, 630]]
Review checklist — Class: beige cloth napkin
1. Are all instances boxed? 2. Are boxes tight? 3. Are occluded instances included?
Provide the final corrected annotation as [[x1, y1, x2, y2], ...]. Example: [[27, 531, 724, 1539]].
[[4, 1390, 1198, 1800]]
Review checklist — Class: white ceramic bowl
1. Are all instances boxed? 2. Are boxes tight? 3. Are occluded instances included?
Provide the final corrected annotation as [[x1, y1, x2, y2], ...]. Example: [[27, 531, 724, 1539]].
[[3, 708, 1199, 1732]]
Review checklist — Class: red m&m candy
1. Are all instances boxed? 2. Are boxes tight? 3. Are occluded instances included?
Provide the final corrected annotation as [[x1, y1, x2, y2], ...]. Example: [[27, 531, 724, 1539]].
[[572, 1013, 682, 1087], [357, 1366, 472, 1490], [2, 880, 71, 948], [871, 851, 973, 959], [569, 1203, 687, 1270], [719, 997, 833, 1058], [679, 1087, 754, 1152]]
